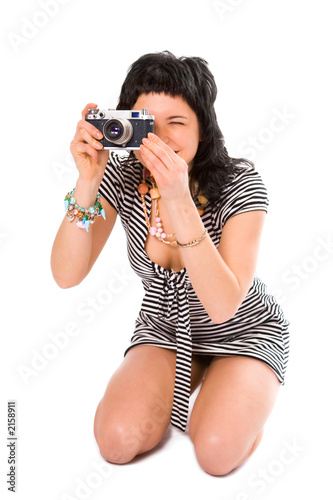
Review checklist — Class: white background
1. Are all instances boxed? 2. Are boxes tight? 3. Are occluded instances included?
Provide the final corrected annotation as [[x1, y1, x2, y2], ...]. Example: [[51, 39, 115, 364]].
[[1, 0, 332, 498]]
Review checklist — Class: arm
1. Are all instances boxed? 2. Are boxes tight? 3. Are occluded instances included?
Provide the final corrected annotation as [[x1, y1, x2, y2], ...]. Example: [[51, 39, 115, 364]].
[[140, 133, 265, 324], [167, 198, 265, 323], [51, 104, 117, 289], [51, 193, 117, 288]]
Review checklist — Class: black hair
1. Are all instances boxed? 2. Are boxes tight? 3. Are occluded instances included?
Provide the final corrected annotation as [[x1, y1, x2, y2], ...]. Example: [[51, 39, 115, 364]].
[[117, 51, 253, 204]]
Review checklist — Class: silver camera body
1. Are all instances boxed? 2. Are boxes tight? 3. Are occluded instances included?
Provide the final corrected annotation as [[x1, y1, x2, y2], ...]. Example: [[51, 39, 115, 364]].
[[85, 108, 154, 150]]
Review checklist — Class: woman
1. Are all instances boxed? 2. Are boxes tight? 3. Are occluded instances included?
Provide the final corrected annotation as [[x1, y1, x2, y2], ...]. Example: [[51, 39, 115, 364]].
[[51, 51, 289, 476]]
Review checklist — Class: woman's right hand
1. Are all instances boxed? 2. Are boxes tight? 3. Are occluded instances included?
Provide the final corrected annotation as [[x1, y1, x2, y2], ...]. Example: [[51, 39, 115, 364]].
[[70, 103, 110, 184]]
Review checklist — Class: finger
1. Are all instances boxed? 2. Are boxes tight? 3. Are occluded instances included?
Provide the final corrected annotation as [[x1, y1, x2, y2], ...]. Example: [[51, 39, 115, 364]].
[[75, 121, 104, 149], [80, 127, 104, 149], [139, 145, 167, 181], [76, 119, 104, 141], [71, 127, 102, 156], [146, 132, 179, 162], [141, 138, 174, 171], [73, 141, 99, 163], [81, 103, 98, 120], [140, 143, 169, 169]]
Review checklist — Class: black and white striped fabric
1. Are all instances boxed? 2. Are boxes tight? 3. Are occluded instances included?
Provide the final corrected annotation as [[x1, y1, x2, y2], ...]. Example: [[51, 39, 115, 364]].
[[99, 153, 290, 432]]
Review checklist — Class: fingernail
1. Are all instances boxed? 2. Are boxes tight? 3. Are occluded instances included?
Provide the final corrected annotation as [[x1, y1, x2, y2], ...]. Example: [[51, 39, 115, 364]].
[[148, 132, 155, 139], [140, 144, 147, 151], [142, 138, 149, 145]]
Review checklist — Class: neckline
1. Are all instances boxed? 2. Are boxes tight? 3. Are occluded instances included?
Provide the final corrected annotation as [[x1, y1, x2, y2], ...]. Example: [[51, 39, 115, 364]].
[[143, 246, 186, 275]]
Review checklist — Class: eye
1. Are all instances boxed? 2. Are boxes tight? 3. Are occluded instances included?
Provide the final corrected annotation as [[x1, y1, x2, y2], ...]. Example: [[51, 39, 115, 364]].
[[169, 121, 185, 126]]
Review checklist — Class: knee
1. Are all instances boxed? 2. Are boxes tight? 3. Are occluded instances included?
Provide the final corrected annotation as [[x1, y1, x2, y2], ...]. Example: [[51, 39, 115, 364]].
[[191, 429, 247, 476], [95, 420, 142, 465]]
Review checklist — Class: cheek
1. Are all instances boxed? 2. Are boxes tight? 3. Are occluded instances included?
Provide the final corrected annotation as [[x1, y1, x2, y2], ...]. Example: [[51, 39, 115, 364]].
[[180, 127, 200, 148], [187, 131, 200, 154]]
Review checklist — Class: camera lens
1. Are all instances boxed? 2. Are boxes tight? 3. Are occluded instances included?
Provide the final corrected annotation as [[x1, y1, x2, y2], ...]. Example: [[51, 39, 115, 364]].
[[106, 120, 123, 139], [103, 119, 133, 145]]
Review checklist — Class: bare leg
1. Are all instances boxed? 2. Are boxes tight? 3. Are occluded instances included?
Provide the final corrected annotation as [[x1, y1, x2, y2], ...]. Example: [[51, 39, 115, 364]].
[[94, 345, 207, 464], [189, 356, 280, 476]]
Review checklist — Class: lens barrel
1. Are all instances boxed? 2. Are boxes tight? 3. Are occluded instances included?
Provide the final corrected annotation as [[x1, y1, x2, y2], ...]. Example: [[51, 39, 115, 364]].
[[103, 118, 133, 145]]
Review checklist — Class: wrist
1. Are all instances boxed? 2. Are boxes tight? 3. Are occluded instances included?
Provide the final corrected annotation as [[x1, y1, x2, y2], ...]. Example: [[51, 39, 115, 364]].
[[166, 191, 197, 217], [64, 186, 105, 232], [75, 177, 101, 206], [166, 192, 205, 241]]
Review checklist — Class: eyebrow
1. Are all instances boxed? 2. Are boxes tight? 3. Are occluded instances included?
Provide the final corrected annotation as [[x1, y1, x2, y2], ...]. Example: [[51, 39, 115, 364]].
[[167, 115, 189, 120]]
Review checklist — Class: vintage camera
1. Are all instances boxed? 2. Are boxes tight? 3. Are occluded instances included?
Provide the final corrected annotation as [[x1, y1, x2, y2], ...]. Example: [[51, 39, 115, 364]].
[[85, 108, 154, 150]]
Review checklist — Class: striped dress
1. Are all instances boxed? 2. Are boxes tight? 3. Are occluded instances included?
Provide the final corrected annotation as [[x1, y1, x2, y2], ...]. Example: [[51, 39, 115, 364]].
[[98, 152, 290, 432]]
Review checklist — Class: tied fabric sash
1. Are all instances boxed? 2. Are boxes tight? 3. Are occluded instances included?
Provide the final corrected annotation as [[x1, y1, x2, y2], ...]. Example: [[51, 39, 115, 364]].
[[141, 264, 192, 432]]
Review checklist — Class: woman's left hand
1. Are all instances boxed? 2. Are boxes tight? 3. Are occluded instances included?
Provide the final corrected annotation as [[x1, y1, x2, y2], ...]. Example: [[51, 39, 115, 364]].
[[139, 133, 191, 203]]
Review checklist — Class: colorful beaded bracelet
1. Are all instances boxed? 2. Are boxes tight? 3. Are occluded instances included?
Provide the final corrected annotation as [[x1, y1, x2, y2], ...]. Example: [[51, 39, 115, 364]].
[[64, 189, 106, 232]]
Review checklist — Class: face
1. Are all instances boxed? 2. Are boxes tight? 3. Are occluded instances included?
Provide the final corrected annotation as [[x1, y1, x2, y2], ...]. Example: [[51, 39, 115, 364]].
[[132, 92, 201, 170]]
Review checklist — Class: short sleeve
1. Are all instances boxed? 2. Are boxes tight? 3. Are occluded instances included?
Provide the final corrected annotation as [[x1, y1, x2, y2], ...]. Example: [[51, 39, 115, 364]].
[[98, 152, 125, 213], [217, 165, 269, 228]]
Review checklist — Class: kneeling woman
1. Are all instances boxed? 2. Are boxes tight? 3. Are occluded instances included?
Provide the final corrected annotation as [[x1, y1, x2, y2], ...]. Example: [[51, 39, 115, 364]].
[[51, 51, 290, 476]]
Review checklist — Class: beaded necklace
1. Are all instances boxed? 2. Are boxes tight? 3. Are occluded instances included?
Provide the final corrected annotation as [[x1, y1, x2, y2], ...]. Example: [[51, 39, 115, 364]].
[[137, 167, 208, 245]]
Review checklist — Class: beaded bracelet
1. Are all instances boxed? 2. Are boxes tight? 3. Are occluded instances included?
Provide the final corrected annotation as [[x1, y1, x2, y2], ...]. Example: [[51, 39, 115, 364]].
[[177, 229, 208, 248], [64, 189, 106, 232]]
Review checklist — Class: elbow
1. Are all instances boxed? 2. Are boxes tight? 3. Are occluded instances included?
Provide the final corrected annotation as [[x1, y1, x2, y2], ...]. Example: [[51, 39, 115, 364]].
[[210, 313, 233, 325], [50, 257, 86, 289], [53, 277, 78, 290], [209, 305, 239, 325], [51, 270, 83, 290], [55, 280, 77, 290], [208, 284, 246, 324]]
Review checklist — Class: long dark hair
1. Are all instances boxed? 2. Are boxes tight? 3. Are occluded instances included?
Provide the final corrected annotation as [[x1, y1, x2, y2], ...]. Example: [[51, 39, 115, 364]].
[[117, 51, 253, 204]]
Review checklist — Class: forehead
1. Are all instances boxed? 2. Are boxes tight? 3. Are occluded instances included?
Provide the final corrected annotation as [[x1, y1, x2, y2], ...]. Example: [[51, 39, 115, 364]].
[[133, 92, 195, 117]]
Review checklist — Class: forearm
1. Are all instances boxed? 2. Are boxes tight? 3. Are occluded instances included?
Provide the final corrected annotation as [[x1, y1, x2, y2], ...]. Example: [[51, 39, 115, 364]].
[[51, 179, 100, 288], [167, 195, 242, 323], [51, 103, 117, 288]]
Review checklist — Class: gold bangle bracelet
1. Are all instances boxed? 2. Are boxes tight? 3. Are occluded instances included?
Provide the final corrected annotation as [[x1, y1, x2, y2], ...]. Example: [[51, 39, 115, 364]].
[[177, 229, 207, 248]]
